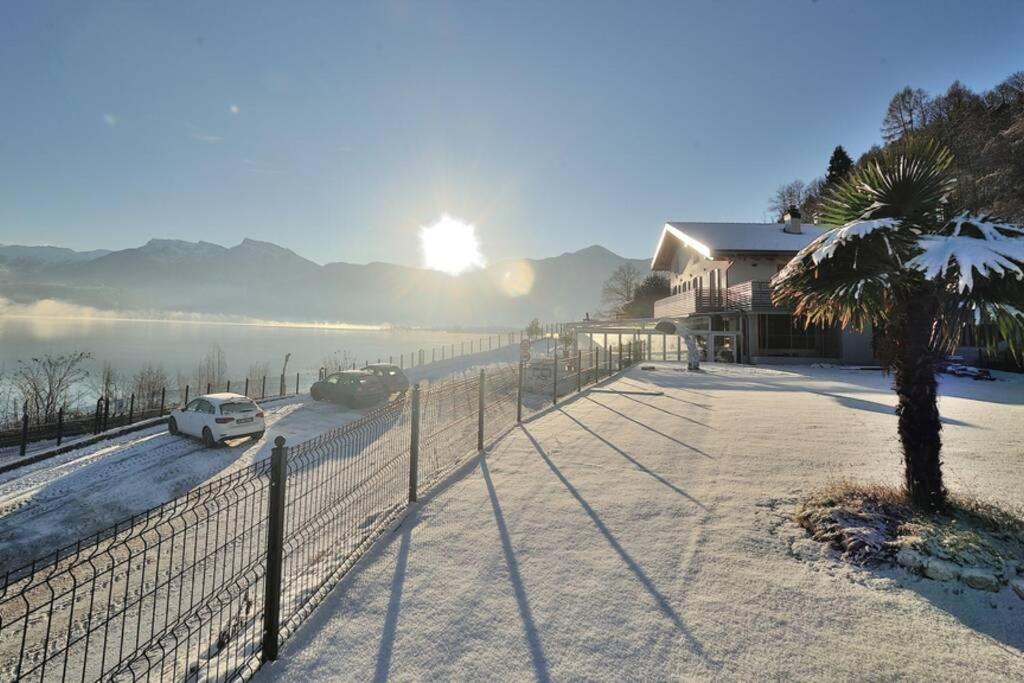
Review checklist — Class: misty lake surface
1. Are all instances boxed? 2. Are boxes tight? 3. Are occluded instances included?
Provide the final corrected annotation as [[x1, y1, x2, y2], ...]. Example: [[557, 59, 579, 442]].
[[0, 317, 511, 387]]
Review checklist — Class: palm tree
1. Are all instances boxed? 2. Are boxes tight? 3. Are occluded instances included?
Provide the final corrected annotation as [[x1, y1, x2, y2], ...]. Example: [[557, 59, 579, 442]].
[[773, 140, 1024, 509]]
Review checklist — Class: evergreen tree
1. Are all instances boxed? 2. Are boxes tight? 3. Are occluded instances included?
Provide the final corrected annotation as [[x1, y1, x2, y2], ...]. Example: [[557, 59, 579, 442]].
[[825, 145, 853, 186]]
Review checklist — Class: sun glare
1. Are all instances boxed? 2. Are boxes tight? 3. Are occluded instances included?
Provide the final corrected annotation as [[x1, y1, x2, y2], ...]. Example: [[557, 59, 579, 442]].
[[419, 214, 486, 275]]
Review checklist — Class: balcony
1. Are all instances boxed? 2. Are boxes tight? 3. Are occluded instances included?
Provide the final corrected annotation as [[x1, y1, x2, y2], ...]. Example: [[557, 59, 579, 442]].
[[653, 280, 787, 317]]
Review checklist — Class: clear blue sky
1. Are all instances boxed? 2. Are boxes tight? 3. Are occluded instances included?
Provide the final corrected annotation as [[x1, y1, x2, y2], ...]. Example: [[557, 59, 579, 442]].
[[2, 0, 1022, 266]]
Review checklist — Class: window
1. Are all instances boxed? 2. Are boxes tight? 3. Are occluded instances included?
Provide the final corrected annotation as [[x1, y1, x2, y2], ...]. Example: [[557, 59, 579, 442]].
[[185, 399, 202, 412], [221, 401, 257, 414]]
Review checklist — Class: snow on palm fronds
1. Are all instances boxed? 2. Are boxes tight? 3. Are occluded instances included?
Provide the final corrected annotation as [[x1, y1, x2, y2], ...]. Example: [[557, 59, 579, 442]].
[[908, 213, 1024, 292], [771, 139, 1024, 360]]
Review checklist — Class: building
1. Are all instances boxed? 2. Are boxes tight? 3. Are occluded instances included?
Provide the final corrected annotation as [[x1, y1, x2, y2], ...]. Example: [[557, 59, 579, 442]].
[[649, 209, 875, 365]]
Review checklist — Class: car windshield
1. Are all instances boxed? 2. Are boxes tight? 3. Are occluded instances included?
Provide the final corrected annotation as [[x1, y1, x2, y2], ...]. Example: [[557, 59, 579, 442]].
[[220, 401, 257, 414]]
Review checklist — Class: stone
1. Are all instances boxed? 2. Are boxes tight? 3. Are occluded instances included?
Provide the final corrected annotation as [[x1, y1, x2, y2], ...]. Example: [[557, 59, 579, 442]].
[[1011, 577, 1024, 601], [961, 568, 1001, 592], [896, 548, 925, 571], [924, 558, 960, 582]]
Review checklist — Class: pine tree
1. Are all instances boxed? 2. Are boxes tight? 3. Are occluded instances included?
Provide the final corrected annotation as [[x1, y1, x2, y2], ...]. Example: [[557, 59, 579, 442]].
[[825, 145, 853, 186]]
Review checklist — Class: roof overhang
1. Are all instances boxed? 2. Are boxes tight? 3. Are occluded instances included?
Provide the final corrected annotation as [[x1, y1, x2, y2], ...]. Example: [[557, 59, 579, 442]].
[[650, 223, 712, 271]]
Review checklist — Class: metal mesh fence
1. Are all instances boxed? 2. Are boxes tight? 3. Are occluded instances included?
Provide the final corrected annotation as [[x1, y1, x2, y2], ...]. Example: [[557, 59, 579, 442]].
[[0, 346, 641, 682]]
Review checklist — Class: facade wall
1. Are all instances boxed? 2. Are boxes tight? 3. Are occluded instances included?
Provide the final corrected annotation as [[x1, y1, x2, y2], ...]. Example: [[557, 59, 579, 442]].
[[724, 254, 791, 288]]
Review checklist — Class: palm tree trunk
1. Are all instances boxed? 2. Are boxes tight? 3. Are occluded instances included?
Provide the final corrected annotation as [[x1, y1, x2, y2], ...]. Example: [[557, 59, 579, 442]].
[[892, 295, 946, 509]]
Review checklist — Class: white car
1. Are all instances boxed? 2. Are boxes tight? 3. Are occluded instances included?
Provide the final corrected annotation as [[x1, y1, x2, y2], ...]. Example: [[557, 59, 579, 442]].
[[168, 393, 266, 447]]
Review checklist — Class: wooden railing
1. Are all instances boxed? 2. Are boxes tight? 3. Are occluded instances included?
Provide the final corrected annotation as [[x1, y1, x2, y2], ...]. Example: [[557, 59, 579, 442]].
[[654, 281, 788, 317]]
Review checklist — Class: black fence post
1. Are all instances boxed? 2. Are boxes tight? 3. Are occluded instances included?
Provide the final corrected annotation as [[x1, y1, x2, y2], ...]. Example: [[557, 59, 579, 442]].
[[184, 385, 190, 406], [19, 405, 28, 456], [576, 350, 582, 392], [262, 436, 288, 662], [552, 343, 558, 406], [128, 393, 135, 425], [160, 387, 166, 416], [244, 377, 250, 398], [477, 369, 485, 451], [57, 407, 64, 446], [517, 360, 524, 423], [261, 376, 266, 399], [409, 385, 420, 503], [102, 397, 110, 432], [295, 372, 300, 395], [226, 380, 231, 393], [94, 398, 103, 434]]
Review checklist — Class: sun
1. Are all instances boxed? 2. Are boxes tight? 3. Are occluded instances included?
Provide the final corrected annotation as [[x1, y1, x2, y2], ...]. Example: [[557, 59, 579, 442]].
[[419, 214, 487, 275]]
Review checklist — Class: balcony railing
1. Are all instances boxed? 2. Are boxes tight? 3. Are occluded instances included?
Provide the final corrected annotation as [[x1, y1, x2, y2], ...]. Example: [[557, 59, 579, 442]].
[[653, 280, 787, 317]]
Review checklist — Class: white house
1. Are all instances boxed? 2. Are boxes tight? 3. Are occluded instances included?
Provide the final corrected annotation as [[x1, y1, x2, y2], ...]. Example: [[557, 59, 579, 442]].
[[649, 209, 876, 364]]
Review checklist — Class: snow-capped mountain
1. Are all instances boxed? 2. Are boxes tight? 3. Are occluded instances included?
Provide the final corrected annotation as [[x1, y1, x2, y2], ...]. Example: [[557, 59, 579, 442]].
[[0, 239, 647, 326]]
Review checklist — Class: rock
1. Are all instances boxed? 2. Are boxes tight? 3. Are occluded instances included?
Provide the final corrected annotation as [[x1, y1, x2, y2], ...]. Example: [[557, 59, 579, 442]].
[[961, 568, 1001, 592], [924, 558, 960, 582], [1011, 577, 1024, 601], [896, 548, 925, 571]]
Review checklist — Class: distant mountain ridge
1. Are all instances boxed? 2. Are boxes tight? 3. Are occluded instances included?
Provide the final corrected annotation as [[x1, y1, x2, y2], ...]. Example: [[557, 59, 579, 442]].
[[0, 238, 649, 326]]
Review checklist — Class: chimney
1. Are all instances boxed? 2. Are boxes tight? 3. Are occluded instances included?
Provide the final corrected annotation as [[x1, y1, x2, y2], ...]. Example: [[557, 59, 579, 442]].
[[783, 205, 802, 234]]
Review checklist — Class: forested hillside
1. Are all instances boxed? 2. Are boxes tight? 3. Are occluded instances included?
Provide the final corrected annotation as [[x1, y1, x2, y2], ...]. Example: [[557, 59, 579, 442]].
[[771, 72, 1024, 223]]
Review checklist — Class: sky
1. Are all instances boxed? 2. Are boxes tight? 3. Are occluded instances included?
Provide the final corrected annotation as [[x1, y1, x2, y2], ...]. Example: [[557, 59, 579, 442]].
[[1, 0, 1022, 267]]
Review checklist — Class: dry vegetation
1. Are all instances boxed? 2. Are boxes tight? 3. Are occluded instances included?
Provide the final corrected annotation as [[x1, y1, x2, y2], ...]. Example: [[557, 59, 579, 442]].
[[796, 480, 1024, 594]]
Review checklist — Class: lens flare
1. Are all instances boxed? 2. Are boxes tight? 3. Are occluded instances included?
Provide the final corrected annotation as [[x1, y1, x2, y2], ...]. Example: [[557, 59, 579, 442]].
[[419, 214, 486, 275]]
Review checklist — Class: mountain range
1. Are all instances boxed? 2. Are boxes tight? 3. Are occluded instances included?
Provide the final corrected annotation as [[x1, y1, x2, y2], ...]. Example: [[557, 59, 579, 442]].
[[0, 239, 649, 326]]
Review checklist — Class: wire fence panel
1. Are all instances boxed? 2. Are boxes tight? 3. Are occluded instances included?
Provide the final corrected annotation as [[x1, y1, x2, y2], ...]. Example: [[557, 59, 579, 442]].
[[0, 345, 640, 682], [278, 397, 412, 640], [0, 462, 272, 682]]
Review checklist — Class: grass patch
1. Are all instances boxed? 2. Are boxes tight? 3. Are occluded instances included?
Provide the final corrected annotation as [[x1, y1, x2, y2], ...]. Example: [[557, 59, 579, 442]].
[[795, 480, 1024, 589]]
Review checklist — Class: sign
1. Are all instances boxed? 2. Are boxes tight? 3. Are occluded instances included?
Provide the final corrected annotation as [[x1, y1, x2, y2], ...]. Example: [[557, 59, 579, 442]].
[[520, 339, 531, 352], [520, 351, 531, 363]]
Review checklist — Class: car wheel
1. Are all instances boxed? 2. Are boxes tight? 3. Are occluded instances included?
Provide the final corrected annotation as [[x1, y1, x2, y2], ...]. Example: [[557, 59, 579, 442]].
[[168, 417, 178, 435], [252, 431, 265, 441], [311, 387, 322, 401], [202, 427, 217, 448]]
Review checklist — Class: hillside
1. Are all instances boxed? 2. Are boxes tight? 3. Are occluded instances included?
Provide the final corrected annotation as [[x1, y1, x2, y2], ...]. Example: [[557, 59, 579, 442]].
[[0, 240, 648, 326]]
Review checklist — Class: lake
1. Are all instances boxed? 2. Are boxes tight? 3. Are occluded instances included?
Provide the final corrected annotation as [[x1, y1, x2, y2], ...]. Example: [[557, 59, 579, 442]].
[[0, 316, 515, 408]]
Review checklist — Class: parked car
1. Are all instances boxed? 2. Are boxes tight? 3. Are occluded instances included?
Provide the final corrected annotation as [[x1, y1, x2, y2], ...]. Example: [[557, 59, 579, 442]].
[[168, 393, 265, 448], [310, 370, 388, 407], [364, 363, 410, 395]]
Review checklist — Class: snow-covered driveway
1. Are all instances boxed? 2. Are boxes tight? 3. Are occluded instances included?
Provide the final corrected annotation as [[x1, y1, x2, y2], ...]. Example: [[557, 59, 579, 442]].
[[0, 396, 364, 573], [258, 364, 1024, 681]]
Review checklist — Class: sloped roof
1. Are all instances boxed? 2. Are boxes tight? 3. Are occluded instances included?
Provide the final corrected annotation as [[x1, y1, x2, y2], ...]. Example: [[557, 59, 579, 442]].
[[651, 221, 829, 270]]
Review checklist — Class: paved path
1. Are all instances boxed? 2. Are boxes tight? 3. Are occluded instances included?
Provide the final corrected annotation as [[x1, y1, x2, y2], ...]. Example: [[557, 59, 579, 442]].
[[258, 364, 1024, 681]]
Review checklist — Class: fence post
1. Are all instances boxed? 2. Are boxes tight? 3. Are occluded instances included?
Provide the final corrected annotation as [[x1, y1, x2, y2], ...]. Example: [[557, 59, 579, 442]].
[[185, 385, 190, 406], [262, 436, 288, 662], [279, 374, 285, 396], [517, 360, 524, 423], [160, 387, 166, 415], [57, 407, 64, 446], [19, 404, 28, 456], [226, 380, 231, 393], [244, 378, 250, 398], [94, 398, 103, 434], [295, 372, 300, 395], [409, 385, 420, 503], [261, 377, 266, 399], [128, 393, 135, 425], [477, 369, 485, 451], [102, 397, 110, 432], [607, 345, 612, 377], [577, 350, 582, 392], [552, 343, 558, 406]]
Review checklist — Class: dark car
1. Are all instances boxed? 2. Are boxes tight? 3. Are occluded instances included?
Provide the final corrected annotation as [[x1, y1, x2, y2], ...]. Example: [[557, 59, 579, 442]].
[[310, 371, 388, 407], [364, 363, 410, 395]]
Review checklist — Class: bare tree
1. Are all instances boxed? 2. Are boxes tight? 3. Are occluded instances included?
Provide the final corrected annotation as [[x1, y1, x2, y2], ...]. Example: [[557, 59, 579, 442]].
[[14, 352, 92, 421], [192, 345, 228, 392], [768, 180, 807, 222], [601, 263, 643, 316], [881, 86, 933, 142], [132, 363, 169, 409]]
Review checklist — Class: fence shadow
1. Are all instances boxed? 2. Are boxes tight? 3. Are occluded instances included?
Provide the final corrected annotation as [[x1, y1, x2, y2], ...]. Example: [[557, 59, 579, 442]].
[[520, 426, 718, 671]]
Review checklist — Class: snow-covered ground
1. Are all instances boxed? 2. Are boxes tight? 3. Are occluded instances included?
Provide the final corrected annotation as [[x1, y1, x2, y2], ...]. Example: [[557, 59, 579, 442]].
[[257, 363, 1024, 681]]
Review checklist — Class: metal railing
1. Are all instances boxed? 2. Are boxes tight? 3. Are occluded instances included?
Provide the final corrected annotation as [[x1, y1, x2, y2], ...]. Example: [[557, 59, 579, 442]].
[[0, 343, 643, 682], [653, 280, 788, 317]]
